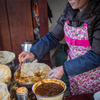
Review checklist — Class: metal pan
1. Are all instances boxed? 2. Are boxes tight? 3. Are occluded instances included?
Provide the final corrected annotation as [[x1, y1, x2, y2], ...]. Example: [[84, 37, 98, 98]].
[[14, 69, 34, 89], [14, 59, 51, 89], [14, 59, 39, 88]]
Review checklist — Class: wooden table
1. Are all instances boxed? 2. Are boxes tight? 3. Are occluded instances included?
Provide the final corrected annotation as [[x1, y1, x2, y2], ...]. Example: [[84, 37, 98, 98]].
[[10, 60, 53, 100], [10, 60, 94, 100], [63, 93, 94, 100], [10, 78, 94, 100]]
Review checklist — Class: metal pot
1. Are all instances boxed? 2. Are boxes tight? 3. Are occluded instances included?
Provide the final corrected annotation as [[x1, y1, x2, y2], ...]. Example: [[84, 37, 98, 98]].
[[21, 40, 39, 63], [21, 40, 34, 63]]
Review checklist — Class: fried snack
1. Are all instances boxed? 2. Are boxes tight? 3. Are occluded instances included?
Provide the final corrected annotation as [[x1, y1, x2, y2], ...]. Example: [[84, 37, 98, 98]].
[[0, 51, 15, 64], [0, 64, 11, 83], [0, 82, 10, 100], [15, 62, 51, 84]]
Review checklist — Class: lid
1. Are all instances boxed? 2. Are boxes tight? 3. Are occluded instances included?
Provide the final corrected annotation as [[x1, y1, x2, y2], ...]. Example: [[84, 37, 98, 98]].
[[16, 87, 28, 95], [24, 40, 34, 44]]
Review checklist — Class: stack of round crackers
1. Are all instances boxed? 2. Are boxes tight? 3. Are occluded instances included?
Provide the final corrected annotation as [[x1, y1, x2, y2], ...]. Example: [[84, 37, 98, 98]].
[[15, 61, 51, 84], [0, 82, 10, 100], [0, 64, 11, 83], [0, 51, 15, 65]]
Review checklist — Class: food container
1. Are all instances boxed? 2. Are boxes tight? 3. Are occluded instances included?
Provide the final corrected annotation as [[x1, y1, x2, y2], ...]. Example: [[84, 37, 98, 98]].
[[32, 79, 67, 100], [14, 62, 51, 89], [22, 40, 34, 63], [16, 87, 28, 100], [93, 91, 100, 100]]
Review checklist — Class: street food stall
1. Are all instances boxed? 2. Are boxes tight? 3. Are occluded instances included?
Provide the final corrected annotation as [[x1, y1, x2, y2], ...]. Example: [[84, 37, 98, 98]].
[[0, 0, 98, 100], [0, 51, 94, 100]]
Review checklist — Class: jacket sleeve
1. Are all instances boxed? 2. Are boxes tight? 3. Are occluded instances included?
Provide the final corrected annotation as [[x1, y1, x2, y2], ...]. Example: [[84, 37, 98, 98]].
[[63, 50, 100, 76], [30, 32, 59, 60]]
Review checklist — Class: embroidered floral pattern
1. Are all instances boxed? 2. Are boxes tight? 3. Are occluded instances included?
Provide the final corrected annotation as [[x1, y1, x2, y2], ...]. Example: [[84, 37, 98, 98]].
[[64, 20, 100, 95]]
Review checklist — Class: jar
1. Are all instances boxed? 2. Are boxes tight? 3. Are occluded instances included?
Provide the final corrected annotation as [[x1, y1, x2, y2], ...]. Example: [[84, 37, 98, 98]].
[[16, 87, 28, 100]]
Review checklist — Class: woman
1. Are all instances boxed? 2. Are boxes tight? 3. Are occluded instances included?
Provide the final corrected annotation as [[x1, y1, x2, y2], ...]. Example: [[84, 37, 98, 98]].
[[19, 0, 100, 95]]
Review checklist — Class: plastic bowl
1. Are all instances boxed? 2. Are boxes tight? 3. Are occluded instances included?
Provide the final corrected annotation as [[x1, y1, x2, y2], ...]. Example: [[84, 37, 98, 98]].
[[32, 79, 67, 100]]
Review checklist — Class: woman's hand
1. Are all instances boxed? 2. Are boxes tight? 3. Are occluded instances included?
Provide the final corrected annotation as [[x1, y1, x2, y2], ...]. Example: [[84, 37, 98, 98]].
[[18, 51, 35, 62], [47, 66, 64, 79]]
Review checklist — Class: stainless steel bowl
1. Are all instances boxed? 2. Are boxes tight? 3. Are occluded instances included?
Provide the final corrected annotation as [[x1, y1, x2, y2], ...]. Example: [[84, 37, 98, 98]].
[[5, 78, 11, 91], [14, 69, 34, 89]]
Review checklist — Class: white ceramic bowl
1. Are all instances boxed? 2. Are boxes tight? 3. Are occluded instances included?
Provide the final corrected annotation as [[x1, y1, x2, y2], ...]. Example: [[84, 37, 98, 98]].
[[32, 79, 67, 100], [93, 91, 100, 100]]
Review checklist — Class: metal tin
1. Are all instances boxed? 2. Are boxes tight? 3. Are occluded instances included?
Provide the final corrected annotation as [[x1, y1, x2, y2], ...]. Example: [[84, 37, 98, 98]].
[[24, 40, 33, 52], [16, 87, 28, 100], [23, 40, 34, 63]]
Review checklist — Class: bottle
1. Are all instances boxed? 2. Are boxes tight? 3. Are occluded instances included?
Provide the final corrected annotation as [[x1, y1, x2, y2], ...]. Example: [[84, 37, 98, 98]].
[[16, 87, 28, 100]]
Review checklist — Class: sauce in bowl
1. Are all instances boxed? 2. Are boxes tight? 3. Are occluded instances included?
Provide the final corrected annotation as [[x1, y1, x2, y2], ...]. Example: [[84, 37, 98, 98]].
[[35, 83, 64, 97]]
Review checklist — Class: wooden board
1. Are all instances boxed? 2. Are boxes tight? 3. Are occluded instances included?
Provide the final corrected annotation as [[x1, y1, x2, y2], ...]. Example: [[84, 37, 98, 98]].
[[38, 0, 48, 37], [6, 0, 34, 64], [0, 0, 50, 64], [0, 0, 12, 51], [38, 0, 50, 61]]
